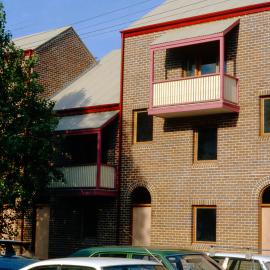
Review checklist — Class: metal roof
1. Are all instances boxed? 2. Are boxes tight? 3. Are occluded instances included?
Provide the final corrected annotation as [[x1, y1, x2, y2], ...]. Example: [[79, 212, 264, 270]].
[[126, 0, 269, 30], [151, 18, 239, 46], [55, 111, 118, 131], [13, 26, 71, 50], [52, 49, 121, 111]]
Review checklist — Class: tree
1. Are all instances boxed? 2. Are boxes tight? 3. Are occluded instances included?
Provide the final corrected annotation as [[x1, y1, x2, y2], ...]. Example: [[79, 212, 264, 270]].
[[0, 2, 62, 238]]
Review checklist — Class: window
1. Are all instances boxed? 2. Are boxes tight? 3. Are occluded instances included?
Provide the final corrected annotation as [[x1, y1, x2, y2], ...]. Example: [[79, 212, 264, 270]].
[[193, 206, 216, 242], [133, 110, 153, 143], [261, 97, 270, 135], [194, 128, 217, 161], [81, 207, 97, 238]]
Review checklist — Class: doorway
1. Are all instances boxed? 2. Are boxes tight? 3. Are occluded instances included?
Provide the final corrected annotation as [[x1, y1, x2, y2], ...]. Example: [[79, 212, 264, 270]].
[[261, 186, 270, 255], [131, 187, 151, 246]]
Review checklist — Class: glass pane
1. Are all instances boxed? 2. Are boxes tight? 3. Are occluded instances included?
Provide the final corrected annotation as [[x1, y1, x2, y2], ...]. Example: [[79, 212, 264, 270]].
[[197, 128, 217, 161], [264, 99, 270, 133], [196, 208, 216, 242], [201, 63, 216, 75], [262, 186, 270, 204], [62, 267, 95, 270], [238, 260, 261, 270], [133, 254, 161, 263], [31, 267, 58, 270], [265, 262, 270, 270], [136, 111, 153, 142], [99, 253, 127, 258], [186, 59, 196, 77]]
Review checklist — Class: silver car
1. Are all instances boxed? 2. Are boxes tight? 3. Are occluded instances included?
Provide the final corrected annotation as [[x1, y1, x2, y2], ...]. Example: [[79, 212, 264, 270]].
[[208, 252, 270, 270]]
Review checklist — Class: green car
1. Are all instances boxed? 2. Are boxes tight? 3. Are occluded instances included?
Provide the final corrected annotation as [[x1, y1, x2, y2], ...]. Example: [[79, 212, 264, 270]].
[[70, 246, 222, 270]]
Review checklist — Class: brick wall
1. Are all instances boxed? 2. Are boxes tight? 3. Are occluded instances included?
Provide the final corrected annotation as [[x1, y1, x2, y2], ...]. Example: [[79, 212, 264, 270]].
[[35, 28, 96, 98], [120, 11, 270, 251]]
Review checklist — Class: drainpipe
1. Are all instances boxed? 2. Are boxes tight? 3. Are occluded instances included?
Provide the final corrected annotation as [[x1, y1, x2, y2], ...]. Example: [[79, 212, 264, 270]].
[[96, 131, 102, 189]]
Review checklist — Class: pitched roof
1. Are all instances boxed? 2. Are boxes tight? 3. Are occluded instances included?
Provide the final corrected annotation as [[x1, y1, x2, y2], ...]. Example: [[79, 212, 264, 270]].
[[55, 111, 118, 131], [151, 18, 239, 46], [13, 26, 71, 50], [126, 0, 269, 30], [52, 49, 121, 111]]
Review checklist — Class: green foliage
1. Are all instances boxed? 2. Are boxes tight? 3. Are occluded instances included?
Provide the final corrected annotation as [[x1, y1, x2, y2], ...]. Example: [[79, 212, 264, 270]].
[[0, 2, 62, 238]]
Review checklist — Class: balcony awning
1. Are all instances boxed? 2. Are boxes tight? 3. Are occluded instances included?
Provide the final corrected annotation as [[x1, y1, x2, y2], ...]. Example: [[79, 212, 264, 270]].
[[151, 18, 239, 47], [55, 111, 118, 131]]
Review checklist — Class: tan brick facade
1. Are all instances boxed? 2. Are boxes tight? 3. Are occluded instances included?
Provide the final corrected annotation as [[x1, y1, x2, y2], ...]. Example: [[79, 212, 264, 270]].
[[35, 28, 96, 98], [120, 11, 270, 252]]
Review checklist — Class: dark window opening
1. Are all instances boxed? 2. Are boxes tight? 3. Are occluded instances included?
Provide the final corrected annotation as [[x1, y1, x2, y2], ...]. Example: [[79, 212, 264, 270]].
[[196, 127, 217, 161], [262, 186, 270, 204], [262, 98, 270, 134], [194, 207, 216, 242], [81, 207, 98, 238], [132, 187, 151, 205], [134, 110, 153, 143]]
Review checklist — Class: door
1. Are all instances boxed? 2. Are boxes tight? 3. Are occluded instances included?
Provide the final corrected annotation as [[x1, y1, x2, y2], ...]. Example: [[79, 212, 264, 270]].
[[132, 204, 151, 246], [261, 206, 270, 255], [35, 205, 50, 259]]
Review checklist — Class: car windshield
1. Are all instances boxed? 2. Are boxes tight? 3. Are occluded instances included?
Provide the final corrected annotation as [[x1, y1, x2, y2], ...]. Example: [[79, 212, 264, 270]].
[[265, 262, 270, 270], [166, 255, 220, 270], [103, 265, 166, 270]]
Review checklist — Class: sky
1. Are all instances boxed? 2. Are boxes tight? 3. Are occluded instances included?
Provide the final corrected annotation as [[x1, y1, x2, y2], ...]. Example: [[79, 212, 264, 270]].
[[2, 0, 164, 59]]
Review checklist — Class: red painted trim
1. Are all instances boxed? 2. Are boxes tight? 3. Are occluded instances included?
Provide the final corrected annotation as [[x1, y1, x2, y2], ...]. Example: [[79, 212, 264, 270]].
[[122, 2, 270, 38], [49, 188, 118, 197], [55, 103, 120, 117], [55, 128, 100, 135], [96, 131, 102, 189], [220, 37, 225, 100], [148, 99, 240, 117], [24, 49, 34, 57], [149, 49, 154, 113]]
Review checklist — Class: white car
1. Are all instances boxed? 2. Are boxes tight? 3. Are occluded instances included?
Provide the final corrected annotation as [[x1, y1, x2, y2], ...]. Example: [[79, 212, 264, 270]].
[[208, 252, 270, 270], [20, 257, 166, 270]]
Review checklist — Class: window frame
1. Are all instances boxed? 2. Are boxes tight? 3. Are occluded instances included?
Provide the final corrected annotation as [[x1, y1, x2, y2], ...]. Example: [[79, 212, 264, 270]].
[[194, 127, 218, 163], [260, 96, 270, 136], [133, 109, 153, 144], [193, 205, 217, 243]]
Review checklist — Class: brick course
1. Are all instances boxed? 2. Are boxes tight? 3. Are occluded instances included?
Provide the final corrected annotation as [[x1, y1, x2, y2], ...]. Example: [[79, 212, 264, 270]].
[[120, 11, 270, 251]]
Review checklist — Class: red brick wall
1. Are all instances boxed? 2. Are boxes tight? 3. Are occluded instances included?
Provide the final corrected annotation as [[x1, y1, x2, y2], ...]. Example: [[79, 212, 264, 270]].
[[35, 28, 96, 98], [120, 11, 270, 251]]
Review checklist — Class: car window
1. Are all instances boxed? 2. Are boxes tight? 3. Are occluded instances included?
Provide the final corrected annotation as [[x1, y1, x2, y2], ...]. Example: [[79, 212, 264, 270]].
[[227, 259, 262, 270], [167, 255, 220, 270], [26, 266, 59, 270], [61, 266, 95, 270], [132, 254, 162, 263], [265, 262, 270, 270], [97, 253, 128, 258], [103, 265, 166, 270]]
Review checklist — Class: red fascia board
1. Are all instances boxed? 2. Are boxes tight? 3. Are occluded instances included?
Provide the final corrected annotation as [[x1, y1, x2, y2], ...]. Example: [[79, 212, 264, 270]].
[[55, 103, 120, 117], [122, 2, 270, 38], [24, 49, 34, 57], [55, 128, 101, 136]]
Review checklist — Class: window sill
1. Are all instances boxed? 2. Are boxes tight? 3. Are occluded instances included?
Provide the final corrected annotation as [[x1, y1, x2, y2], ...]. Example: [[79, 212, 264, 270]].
[[192, 160, 218, 168]]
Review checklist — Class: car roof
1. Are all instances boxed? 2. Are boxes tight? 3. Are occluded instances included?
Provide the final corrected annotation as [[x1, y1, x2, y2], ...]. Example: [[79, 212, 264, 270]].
[[210, 252, 270, 262], [71, 246, 201, 257], [21, 257, 161, 269]]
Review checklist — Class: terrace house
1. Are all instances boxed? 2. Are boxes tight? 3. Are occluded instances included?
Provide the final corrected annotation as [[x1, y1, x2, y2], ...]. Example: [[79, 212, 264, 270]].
[[119, 0, 270, 253]]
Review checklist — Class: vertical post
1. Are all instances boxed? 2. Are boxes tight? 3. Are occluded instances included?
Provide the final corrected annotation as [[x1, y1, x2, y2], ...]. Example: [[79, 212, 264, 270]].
[[149, 49, 155, 110], [96, 131, 102, 189], [220, 37, 225, 100]]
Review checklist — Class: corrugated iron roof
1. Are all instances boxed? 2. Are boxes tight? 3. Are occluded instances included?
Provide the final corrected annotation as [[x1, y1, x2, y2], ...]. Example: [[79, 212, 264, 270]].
[[52, 49, 121, 111], [151, 18, 239, 45], [55, 111, 118, 131], [126, 0, 269, 30], [13, 26, 71, 50]]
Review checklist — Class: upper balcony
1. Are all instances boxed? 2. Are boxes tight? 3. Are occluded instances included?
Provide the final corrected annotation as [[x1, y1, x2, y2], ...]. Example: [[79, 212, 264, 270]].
[[148, 18, 240, 118]]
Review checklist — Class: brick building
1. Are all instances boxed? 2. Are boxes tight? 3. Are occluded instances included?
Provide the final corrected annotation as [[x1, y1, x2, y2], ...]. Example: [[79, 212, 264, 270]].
[[34, 49, 121, 258], [119, 0, 270, 253], [14, 26, 96, 97]]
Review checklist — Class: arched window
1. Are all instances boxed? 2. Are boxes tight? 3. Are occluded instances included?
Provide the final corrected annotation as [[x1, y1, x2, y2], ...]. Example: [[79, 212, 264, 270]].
[[262, 186, 270, 204], [132, 186, 151, 205]]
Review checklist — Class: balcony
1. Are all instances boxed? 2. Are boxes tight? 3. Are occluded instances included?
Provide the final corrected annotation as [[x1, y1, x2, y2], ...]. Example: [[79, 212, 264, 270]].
[[49, 164, 117, 196], [149, 73, 239, 118], [149, 18, 240, 118]]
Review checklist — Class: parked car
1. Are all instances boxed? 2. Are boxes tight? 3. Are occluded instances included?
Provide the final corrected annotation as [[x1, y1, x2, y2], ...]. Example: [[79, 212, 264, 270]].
[[20, 257, 166, 270], [0, 240, 37, 270], [208, 252, 270, 270], [70, 246, 222, 270]]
